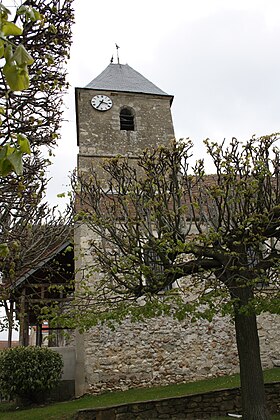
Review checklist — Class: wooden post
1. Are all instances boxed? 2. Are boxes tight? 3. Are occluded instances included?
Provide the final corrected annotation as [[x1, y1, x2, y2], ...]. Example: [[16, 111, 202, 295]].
[[36, 324, 42, 346], [4, 300, 14, 348], [7, 300, 13, 348], [19, 288, 29, 346], [23, 316, 29, 346]]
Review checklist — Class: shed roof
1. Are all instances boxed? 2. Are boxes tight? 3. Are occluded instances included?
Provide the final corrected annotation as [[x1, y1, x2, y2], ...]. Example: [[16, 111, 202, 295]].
[[85, 63, 172, 98], [11, 240, 73, 291]]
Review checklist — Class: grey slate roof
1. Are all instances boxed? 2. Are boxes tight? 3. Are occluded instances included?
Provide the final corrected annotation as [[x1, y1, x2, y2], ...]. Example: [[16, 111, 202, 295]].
[[85, 63, 171, 97]]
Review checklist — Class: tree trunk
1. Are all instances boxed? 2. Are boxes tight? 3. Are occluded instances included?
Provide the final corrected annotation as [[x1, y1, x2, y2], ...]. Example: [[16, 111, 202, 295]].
[[233, 286, 270, 420]]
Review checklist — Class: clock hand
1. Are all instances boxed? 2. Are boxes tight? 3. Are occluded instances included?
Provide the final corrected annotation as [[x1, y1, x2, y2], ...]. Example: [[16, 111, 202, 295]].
[[96, 100, 104, 108]]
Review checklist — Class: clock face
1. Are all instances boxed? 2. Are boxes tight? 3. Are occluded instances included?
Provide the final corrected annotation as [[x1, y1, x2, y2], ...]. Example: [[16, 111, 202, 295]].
[[91, 95, 113, 111]]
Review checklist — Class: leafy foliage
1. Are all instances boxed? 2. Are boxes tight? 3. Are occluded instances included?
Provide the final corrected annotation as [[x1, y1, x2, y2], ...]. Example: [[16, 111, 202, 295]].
[[67, 136, 280, 326], [0, 0, 74, 176], [0, 2, 40, 92], [0, 1, 38, 175], [0, 346, 63, 402]]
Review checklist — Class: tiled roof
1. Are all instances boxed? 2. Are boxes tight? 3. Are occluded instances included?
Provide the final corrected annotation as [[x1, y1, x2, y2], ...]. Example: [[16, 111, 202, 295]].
[[85, 63, 171, 97]]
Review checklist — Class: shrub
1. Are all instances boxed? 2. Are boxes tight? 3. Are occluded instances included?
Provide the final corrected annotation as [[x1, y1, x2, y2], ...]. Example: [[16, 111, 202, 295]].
[[0, 346, 63, 403]]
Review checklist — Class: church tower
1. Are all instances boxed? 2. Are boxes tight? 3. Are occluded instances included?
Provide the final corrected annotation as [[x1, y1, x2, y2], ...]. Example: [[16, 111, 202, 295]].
[[74, 63, 175, 396], [75, 63, 175, 172]]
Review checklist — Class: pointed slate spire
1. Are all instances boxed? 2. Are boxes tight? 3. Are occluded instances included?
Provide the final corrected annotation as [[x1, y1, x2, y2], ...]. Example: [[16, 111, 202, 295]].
[[85, 63, 172, 98]]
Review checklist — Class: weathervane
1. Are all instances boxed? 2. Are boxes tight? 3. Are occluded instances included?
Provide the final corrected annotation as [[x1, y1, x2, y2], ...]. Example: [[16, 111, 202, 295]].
[[110, 44, 120, 64], [115, 43, 120, 64]]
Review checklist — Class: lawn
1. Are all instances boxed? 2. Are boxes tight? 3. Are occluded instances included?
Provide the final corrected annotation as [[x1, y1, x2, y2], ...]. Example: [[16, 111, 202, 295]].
[[0, 368, 279, 420]]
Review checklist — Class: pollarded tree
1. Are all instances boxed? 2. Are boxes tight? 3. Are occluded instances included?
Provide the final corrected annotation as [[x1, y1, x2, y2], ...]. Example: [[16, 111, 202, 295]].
[[67, 135, 280, 420]]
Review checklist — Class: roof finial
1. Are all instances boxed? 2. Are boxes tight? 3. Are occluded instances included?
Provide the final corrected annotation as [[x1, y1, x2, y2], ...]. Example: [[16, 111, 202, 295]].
[[115, 43, 120, 64]]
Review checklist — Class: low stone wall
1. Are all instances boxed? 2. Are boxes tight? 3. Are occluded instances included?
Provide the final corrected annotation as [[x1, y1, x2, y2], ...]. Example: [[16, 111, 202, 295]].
[[75, 382, 280, 419], [82, 313, 280, 394]]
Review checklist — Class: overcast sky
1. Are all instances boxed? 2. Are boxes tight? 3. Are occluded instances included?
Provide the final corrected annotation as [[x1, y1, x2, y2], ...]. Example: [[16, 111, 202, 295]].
[[47, 0, 280, 205]]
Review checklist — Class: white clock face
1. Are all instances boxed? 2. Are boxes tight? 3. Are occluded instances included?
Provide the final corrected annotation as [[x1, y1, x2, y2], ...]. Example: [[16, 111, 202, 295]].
[[91, 95, 113, 111]]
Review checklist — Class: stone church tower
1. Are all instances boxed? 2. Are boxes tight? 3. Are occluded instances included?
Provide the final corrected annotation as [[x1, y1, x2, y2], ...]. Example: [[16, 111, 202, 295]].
[[74, 63, 280, 397], [75, 63, 175, 175], [74, 63, 177, 396]]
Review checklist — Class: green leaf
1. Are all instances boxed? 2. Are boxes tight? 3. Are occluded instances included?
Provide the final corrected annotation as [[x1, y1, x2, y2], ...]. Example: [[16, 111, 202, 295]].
[[12, 44, 34, 66], [65, 246, 73, 253], [16, 5, 28, 15], [49, 24, 57, 34], [3, 62, 30, 91], [4, 44, 13, 63], [0, 145, 15, 176], [17, 134, 31, 154], [5, 143, 16, 156], [45, 54, 54, 65], [0, 243, 9, 257], [0, 145, 6, 159], [0, 41, 4, 59], [2, 22, 22, 36], [7, 150, 23, 175], [0, 4, 10, 16], [33, 10, 44, 21], [17, 6, 43, 22], [0, 158, 13, 176]]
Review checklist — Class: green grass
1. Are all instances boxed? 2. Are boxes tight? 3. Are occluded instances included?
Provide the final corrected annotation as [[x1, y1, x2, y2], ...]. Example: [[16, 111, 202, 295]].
[[0, 368, 279, 420]]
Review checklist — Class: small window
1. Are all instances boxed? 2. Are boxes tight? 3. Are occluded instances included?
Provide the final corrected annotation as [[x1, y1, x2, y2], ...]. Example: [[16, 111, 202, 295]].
[[143, 246, 173, 291], [120, 108, 134, 131]]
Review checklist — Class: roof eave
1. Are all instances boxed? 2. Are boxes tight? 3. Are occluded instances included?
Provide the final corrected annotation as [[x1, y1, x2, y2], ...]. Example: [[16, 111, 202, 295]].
[[76, 86, 174, 102], [11, 241, 73, 291]]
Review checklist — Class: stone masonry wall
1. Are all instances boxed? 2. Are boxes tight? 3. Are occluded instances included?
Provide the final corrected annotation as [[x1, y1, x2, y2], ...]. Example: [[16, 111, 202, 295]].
[[76, 88, 174, 160], [75, 382, 280, 419], [74, 226, 280, 395], [83, 313, 280, 395]]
